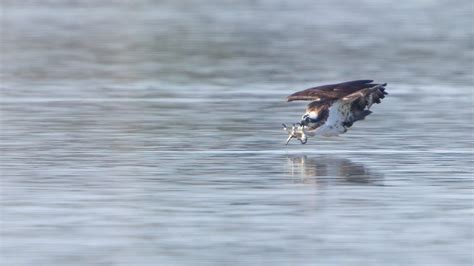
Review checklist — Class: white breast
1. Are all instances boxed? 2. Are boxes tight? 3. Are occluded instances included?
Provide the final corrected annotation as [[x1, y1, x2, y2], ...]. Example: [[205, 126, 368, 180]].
[[313, 100, 350, 137]]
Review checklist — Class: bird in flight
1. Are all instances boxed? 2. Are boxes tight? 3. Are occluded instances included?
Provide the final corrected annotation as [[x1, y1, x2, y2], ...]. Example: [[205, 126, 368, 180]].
[[283, 80, 388, 144]]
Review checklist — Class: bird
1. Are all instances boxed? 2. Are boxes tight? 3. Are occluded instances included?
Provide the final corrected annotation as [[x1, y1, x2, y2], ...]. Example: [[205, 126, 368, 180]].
[[282, 80, 388, 144]]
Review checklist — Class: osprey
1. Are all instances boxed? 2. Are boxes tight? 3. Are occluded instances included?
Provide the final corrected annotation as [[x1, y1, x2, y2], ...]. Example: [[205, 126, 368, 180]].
[[283, 80, 388, 144]]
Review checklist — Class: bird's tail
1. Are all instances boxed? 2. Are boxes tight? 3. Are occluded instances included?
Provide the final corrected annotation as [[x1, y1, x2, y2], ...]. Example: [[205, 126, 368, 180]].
[[357, 110, 372, 121], [344, 110, 372, 128]]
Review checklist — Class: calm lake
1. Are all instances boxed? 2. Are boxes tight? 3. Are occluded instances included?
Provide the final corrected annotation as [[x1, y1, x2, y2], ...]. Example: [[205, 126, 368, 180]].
[[1, 0, 473, 265]]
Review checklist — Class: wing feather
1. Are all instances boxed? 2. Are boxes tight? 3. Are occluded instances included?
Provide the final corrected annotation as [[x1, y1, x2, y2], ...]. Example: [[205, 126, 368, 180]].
[[342, 83, 388, 109], [287, 80, 376, 102]]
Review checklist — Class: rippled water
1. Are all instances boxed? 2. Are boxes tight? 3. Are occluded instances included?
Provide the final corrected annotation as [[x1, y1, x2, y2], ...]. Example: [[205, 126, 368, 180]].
[[1, 1, 473, 265]]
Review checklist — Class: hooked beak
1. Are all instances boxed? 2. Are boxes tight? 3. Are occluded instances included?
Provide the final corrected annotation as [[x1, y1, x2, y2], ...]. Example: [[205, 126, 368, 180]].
[[300, 118, 308, 127]]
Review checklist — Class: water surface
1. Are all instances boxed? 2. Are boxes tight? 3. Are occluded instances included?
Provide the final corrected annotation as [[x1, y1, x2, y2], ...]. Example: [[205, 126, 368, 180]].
[[1, 1, 473, 265]]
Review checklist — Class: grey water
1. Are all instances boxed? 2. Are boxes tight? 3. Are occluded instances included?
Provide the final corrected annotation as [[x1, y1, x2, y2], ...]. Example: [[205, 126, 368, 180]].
[[1, 0, 473, 265]]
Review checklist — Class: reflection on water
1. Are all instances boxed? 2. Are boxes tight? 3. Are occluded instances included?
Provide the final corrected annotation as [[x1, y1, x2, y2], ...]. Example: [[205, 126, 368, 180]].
[[286, 155, 383, 185]]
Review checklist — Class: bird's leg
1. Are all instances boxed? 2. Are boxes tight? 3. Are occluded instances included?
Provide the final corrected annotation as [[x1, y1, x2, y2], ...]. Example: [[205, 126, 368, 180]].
[[299, 126, 308, 144], [283, 123, 294, 144], [285, 124, 298, 145], [300, 126, 307, 144]]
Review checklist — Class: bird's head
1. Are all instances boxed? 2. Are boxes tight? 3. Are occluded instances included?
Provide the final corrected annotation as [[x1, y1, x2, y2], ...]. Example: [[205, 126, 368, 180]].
[[300, 115, 311, 126], [300, 113, 320, 127]]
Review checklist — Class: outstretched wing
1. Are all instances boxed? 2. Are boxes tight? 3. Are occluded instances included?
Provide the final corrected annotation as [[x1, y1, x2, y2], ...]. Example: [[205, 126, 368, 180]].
[[287, 80, 377, 102], [316, 83, 388, 136], [341, 83, 388, 110]]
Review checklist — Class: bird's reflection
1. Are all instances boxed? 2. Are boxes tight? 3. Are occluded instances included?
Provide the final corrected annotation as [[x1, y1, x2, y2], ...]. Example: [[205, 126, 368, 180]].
[[286, 155, 383, 186]]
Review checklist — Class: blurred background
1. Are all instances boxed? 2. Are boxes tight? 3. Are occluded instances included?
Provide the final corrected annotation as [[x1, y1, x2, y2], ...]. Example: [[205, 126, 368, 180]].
[[1, 0, 473, 265]]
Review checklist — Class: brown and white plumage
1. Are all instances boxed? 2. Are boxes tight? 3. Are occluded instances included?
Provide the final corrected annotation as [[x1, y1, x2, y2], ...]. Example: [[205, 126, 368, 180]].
[[284, 80, 388, 143]]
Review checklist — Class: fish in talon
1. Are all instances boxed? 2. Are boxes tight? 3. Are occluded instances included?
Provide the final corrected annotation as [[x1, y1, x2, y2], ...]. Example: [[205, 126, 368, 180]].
[[283, 122, 308, 145]]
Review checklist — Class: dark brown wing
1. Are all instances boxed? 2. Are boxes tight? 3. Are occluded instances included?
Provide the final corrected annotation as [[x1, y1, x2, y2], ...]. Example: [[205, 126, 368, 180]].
[[342, 83, 388, 109], [331, 83, 388, 128], [287, 80, 378, 102], [306, 100, 332, 113]]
